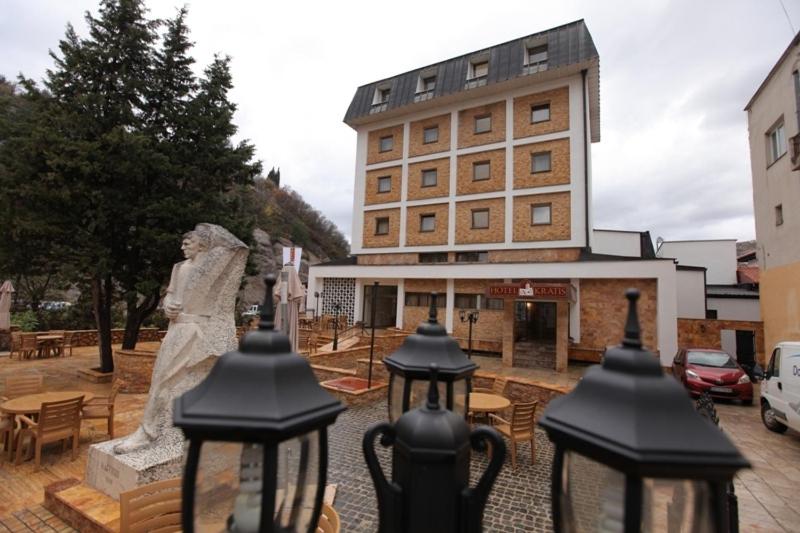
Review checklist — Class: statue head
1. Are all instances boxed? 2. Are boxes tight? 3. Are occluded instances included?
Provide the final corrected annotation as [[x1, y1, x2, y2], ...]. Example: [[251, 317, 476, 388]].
[[182, 225, 212, 260]]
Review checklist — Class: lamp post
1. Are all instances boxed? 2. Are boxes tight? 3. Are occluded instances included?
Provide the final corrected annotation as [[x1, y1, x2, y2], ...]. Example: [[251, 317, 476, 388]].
[[368, 281, 379, 388], [383, 292, 477, 422], [538, 289, 749, 533], [314, 291, 320, 322], [332, 302, 341, 351], [363, 365, 506, 533], [173, 275, 346, 533], [458, 309, 480, 358]]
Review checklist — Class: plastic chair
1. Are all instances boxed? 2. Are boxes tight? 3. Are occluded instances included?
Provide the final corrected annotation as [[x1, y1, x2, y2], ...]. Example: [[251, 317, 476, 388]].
[[119, 477, 182, 533], [489, 400, 538, 468]]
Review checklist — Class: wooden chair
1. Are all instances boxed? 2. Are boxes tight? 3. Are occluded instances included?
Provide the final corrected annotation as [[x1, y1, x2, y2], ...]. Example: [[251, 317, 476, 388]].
[[19, 334, 38, 360], [2, 374, 44, 400], [9, 332, 22, 360], [316, 502, 341, 533], [307, 332, 319, 355], [81, 380, 124, 439], [0, 413, 18, 461], [489, 400, 538, 468], [61, 331, 76, 357], [119, 477, 182, 533], [15, 396, 84, 469], [492, 377, 508, 397]]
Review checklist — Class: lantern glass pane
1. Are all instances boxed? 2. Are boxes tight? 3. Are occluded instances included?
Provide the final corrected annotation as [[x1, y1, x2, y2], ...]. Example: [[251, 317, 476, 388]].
[[389, 374, 406, 421], [192, 437, 321, 533], [410, 378, 446, 412], [641, 477, 713, 533], [452, 378, 468, 417], [561, 450, 625, 532]]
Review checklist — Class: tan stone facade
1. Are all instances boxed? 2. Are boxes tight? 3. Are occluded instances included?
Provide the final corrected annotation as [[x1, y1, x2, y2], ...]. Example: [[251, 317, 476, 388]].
[[364, 166, 401, 205], [456, 149, 506, 195], [357, 253, 421, 265], [455, 198, 505, 244], [451, 279, 503, 345], [367, 124, 404, 165], [458, 101, 506, 148], [575, 279, 658, 356], [409, 113, 451, 157], [405, 203, 449, 246], [407, 157, 450, 201], [362, 208, 400, 248], [489, 248, 581, 263], [513, 138, 571, 189], [513, 86, 570, 139], [512, 191, 571, 242], [678, 318, 766, 366]]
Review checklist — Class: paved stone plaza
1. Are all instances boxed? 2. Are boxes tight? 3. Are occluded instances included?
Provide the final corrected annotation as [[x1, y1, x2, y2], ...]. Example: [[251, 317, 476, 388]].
[[328, 401, 554, 533]]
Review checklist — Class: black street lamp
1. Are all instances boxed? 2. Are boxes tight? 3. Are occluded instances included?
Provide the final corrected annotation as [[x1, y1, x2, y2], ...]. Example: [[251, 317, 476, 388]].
[[538, 289, 749, 533], [174, 276, 346, 533], [332, 302, 341, 351], [314, 291, 320, 322], [363, 365, 506, 533], [458, 309, 480, 358], [383, 293, 477, 421]]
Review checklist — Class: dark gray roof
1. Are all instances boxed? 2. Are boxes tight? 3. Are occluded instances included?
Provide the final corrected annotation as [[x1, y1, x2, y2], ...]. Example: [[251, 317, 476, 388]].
[[344, 20, 600, 141], [705, 285, 760, 299]]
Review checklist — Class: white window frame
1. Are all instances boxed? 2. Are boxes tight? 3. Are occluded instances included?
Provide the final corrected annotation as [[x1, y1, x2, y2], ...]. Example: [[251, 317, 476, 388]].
[[767, 121, 786, 165], [526, 45, 548, 67], [470, 60, 489, 79]]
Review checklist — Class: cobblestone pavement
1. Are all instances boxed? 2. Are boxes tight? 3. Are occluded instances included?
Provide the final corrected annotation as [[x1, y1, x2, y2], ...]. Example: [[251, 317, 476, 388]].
[[0, 505, 76, 532], [329, 401, 554, 533]]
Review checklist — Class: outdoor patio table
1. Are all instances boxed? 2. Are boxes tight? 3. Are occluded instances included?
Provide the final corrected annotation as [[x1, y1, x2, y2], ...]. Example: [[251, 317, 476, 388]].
[[468, 392, 511, 414], [0, 390, 95, 416], [35, 335, 64, 358]]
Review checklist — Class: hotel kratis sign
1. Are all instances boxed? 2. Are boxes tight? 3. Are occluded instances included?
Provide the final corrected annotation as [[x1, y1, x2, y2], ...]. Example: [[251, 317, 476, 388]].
[[487, 281, 571, 300]]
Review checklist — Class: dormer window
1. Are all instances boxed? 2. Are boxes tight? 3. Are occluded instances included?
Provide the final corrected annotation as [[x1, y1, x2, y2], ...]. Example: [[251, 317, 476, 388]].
[[371, 84, 392, 112], [379, 88, 391, 103], [470, 61, 489, 80], [415, 70, 437, 102], [421, 76, 436, 92], [525, 44, 548, 72]]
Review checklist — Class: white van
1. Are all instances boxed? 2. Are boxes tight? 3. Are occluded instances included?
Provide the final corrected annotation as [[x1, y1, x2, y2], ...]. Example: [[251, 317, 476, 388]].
[[761, 341, 800, 434]]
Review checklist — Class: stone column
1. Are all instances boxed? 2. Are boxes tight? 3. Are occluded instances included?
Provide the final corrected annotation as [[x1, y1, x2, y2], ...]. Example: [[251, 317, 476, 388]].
[[555, 300, 569, 373], [502, 301, 515, 367]]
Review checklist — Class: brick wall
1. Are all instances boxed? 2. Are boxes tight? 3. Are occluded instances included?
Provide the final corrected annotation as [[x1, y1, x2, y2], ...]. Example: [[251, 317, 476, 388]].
[[362, 208, 400, 248], [407, 157, 450, 200], [512, 191, 571, 242], [473, 372, 568, 415], [455, 198, 505, 244], [403, 278, 447, 330], [364, 166, 401, 205], [404, 279, 447, 293], [513, 86, 570, 139], [357, 253, 421, 265], [409, 113, 451, 157], [367, 124, 404, 165], [677, 318, 766, 366], [456, 148, 506, 195], [405, 203, 449, 246], [576, 279, 658, 354], [513, 138, 571, 189], [451, 279, 504, 344], [458, 101, 506, 148], [489, 248, 581, 263]]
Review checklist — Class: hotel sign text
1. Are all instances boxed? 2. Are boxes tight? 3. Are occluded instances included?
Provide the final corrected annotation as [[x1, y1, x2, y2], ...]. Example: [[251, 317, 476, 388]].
[[487, 281, 570, 300]]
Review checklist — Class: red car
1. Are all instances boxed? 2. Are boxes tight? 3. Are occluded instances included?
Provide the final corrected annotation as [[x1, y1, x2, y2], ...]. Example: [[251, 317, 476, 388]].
[[672, 348, 753, 405]]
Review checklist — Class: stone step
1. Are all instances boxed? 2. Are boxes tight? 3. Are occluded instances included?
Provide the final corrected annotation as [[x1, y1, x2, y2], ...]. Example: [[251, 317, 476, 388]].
[[44, 478, 118, 533]]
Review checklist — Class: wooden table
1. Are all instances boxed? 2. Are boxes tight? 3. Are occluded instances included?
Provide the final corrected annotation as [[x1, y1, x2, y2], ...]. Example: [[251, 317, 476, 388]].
[[35, 335, 64, 358], [469, 392, 511, 413], [0, 390, 95, 415]]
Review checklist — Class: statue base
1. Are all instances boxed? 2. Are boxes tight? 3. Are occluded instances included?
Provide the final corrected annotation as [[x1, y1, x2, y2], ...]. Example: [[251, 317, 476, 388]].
[[85, 435, 184, 500]]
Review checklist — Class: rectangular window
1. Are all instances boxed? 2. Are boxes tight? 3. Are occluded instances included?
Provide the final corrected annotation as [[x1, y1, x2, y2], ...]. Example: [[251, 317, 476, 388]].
[[526, 45, 548, 67], [421, 168, 437, 187], [418, 252, 448, 264], [422, 76, 436, 92], [705, 309, 718, 319], [471, 209, 489, 229], [531, 151, 551, 173], [531, 203, 552, 225], [776, 204, 784, 226], [375, 217, 389, 235], [379, 135, 393, 152], [768, 122, 786, 164], [485, 298, 504, 310], [377, 176, 392, 193], [405, 292, 446, 307], [474, 115, 492, 133], [423, 126, 439, 144], [379, 88, 391, 103], [531, 103, 550, 123], [471, 61, 488, 79], [420, 214, 436, 232], [455, 294, 479, 309], [455, 251, 489, 263], [473, 161, 490, 181]]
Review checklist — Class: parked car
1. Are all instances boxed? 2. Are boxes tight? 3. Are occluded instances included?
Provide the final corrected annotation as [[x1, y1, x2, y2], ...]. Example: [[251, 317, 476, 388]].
[[242, 304, 260, 317], [672, 348, 753, 405], [760, 341, 800, 434]]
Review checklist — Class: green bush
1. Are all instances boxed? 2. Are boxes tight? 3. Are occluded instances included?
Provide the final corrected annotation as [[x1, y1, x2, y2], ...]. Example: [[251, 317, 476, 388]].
[[11, 310, 39, 331]]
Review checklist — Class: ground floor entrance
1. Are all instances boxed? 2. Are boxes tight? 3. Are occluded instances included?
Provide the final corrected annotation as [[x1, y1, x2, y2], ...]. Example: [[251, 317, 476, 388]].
[[362, 284, 397, 328], [513, 301, 557, 368]]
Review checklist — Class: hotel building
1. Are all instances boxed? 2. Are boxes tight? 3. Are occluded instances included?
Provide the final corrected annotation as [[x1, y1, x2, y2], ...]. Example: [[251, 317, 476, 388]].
[[308, 20, 680, 370]]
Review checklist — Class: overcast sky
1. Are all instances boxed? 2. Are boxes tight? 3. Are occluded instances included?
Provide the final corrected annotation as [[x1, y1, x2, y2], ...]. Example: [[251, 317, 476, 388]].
[[2, 0, 797, 245]]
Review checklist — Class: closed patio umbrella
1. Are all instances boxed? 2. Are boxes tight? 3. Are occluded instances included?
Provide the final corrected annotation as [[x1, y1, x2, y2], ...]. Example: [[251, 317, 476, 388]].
[[273, 265, 305, 351], [0, 280, 14, 331]]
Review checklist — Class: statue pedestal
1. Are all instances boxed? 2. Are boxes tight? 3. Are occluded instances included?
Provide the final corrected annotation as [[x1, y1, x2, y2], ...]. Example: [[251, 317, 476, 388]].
[[85, 435, 184, 499]]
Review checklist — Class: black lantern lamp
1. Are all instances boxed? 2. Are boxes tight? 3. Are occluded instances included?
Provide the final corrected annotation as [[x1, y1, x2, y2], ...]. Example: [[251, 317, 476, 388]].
[[174, 275, 346, 533], [363, 365, 506, 533], [538, 289, 749, 533], [458, 309, 480, 358], [384, 292, 478, 421]]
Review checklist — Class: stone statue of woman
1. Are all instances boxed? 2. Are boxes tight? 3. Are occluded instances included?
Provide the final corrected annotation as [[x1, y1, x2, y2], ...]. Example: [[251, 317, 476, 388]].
[[114, 223, 248, 454]]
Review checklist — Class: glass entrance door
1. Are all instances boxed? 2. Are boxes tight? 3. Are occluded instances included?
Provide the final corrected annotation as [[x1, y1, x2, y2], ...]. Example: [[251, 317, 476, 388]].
[[362, 285, 398, 328], [514, 301, 556, 342]]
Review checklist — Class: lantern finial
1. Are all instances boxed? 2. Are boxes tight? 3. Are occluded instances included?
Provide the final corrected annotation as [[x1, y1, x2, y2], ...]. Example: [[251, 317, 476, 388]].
[[622, 288, 642, 349], [258, 275, 276, 331], [426, 364, 440, 410], [428, 292, 439, 324]]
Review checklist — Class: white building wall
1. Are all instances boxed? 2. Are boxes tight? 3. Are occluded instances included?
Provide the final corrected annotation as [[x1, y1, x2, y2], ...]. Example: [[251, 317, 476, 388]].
[[592, 230, 641, 257], [676, 269, 706, 319], [657, 240, 738, 285], [707, 298, 761, 321]]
